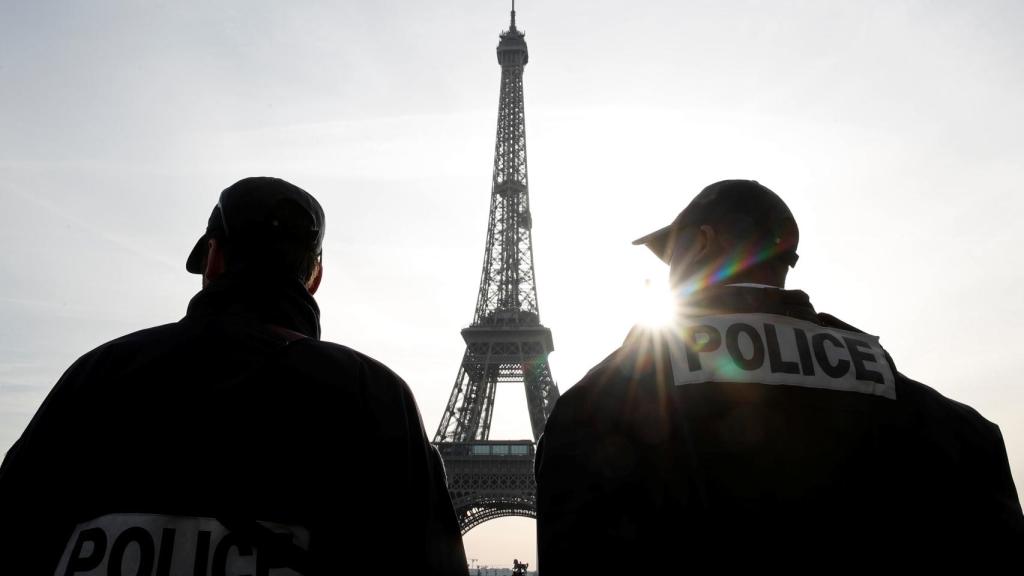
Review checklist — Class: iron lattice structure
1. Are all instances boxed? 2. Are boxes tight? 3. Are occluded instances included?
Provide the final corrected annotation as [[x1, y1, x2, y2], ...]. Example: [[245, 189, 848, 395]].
[[434, 7, 560, 534], [436, 442, 538, 533]]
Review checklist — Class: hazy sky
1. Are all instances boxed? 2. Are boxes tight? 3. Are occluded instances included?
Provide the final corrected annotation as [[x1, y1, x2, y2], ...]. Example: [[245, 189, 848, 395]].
[[2, 0, 1023, 568]]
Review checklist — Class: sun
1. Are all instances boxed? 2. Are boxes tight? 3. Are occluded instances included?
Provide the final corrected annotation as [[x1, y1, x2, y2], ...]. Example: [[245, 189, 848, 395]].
[[636, 277, 678, 328]]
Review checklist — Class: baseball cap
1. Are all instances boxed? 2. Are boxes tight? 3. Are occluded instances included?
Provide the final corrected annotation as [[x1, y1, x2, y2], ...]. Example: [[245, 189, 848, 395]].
[[186, 177, 325, 274], [632, 179, 799, 267]]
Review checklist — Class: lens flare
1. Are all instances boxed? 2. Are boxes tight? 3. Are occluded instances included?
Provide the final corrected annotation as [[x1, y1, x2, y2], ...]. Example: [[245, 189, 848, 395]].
[[636, 237, 792, 328], [637, 277, 678, 328], [677, 238, 790, 298]]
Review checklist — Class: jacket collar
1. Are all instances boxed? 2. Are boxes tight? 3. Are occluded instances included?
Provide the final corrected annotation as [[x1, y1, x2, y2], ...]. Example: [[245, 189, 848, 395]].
[[682, 285, 819, 324], [185, 269, 321, 340], [618, 285, 822, 363]]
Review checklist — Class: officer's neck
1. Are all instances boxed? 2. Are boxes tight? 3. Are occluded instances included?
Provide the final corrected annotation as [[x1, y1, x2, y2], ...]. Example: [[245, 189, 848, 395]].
[[725, 282, 782, 290], [728, 264, 788, 288]]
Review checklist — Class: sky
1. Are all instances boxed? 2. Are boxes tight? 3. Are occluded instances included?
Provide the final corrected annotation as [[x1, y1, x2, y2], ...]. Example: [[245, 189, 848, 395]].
[[2, 0, 1024, 569]]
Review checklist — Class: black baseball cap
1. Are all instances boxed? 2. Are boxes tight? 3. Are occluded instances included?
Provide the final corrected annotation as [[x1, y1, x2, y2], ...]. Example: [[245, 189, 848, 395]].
[[186, 177, 325, 274], [632, 179, 799, 267]]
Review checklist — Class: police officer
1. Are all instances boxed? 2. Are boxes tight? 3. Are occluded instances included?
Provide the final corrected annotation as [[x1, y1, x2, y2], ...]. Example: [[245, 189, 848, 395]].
[[535, 180, 1023, 572], [0, 177, 468, 575]]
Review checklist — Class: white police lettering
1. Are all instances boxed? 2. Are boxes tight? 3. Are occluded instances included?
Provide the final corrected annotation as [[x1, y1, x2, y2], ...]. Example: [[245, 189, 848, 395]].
[[54, 513, 310, 576], [667, 314, 897, 399]]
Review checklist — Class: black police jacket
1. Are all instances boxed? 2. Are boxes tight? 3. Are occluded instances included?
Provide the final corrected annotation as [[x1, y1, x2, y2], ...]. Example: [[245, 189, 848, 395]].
[[536, 285, 1023, 572], [0, 271, 468, 575]]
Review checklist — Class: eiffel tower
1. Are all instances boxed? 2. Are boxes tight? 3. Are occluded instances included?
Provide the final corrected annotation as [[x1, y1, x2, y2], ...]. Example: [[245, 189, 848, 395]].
[[434, 4, 560, 534]]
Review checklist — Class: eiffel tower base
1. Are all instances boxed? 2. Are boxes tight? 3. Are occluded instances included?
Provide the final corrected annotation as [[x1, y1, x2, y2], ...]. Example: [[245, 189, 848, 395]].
[[436, 441, 536, 534]]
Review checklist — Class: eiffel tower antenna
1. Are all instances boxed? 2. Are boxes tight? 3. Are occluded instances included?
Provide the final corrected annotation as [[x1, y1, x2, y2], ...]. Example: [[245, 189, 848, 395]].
[[434, 4, 560, 533]]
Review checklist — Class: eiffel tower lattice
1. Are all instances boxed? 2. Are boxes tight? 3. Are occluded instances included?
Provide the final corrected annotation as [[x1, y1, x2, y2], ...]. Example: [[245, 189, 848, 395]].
[[434, 5, 560, 534]]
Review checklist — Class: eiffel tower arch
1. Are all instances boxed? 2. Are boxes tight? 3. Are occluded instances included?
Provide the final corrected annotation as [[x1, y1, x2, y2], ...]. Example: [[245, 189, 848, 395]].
[[434, 5, 560, 534]]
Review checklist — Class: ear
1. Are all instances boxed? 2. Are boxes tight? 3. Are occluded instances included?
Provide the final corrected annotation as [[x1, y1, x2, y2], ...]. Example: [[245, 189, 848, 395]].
[[694, 224, 715, 260], [668, 224, 716, 289], [202, 238, 226, 288], [306, 260, 323, 295]]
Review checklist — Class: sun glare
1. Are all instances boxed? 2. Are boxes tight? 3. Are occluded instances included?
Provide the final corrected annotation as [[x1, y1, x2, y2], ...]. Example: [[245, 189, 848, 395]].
[[636, 277, 678, 328]]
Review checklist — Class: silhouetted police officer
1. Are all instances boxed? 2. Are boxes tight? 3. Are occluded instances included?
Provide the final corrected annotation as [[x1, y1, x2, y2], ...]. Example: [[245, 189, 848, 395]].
[[0, 177, 468, 575], [536, 180, 1023, 572]]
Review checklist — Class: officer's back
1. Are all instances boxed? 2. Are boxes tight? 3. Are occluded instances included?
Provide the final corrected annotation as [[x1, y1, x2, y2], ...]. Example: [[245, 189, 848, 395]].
[[0, 177, 467, 575], [535, 180, 1023, 572]]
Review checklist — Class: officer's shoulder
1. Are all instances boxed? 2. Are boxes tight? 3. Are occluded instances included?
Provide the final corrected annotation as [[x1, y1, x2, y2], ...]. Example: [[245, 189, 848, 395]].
[[577, 324, 658, 379], [85, 321, 183, 349], [296, 339, 398, 374], [553, 325, 662, 416], [817, 312, 1002, 439], [296, 341, 426, 436], [816, 311, 873, 334], [29, 323, 186, 402], [896, 370, 1003, 442], [70, 322, 186, 369], [613, 323, 664, 366], [293, 339, 413, 395]]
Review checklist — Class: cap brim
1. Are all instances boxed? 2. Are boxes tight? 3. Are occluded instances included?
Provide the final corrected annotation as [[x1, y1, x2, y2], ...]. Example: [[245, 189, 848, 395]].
[[185, 234, 208, 274], [632, 224, 674, 264]]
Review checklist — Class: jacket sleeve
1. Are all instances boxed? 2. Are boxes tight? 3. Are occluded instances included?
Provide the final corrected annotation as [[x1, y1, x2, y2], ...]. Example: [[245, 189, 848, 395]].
[[974, 423, 1024, 549], [535, 368, 629, 575], [536, 330, 677, 575], [535, 411, 585, 574], [425, 442, 468, 575], [372, 366, 468, 576], [0, 349, 104, 574]]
